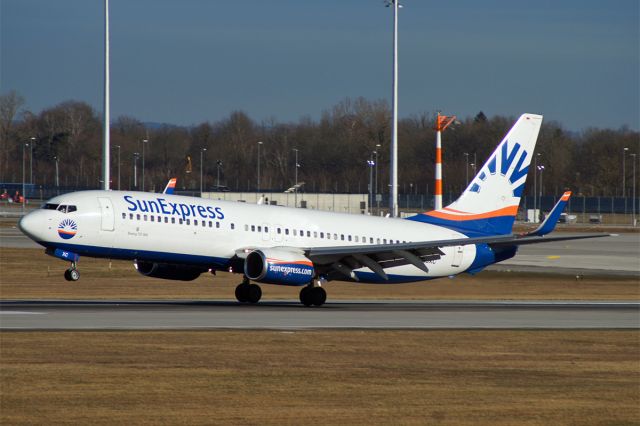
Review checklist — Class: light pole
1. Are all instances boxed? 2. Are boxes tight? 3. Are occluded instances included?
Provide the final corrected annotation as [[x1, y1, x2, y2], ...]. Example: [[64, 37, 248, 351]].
[[533, 155, 537, 216], [216, 160, 222, 189], [623, 147, 629, 214], [257, 141, 263, 192], [464, 152, 469, 186], [200, 147, 207, 194], [133, 152, 140, 190], [386, 0, 401, 216], [141, 139, 148, 191], [537, 165, 545, 221], [631, 153, 636, 226], [54, 156, 59, 193], [29, 137, 35, 185], [367, 158, 375, 214], [293, 148, 299, 207], [114, 145, 121, 190], [22, 142, 28, 213], [374, 144, 381, 214]]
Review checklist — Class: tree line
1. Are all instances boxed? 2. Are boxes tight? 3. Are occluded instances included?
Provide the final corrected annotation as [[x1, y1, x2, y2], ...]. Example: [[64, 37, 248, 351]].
[[1, 90, 638, 199]]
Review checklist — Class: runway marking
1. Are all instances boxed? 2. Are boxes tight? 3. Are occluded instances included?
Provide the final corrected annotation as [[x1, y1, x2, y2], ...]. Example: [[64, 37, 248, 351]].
[[0, 311, 46, 315], [546, 255, 561, 259]]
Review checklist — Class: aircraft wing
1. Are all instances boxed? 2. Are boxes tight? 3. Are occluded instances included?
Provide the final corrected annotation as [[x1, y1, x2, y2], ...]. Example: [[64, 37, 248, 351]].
[[302, 232, 609, 280]]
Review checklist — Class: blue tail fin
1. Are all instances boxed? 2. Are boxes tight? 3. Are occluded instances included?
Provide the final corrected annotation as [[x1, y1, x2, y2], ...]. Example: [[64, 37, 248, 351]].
[[407, 113, 543, 236]]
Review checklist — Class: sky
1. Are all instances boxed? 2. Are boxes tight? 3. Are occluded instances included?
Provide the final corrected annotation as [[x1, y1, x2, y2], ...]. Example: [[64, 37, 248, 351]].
[[1, 0, 639, 131]]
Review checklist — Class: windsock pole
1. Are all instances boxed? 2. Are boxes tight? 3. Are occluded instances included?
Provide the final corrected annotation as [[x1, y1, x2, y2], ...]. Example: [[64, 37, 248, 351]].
[[434, 112, 456, 210]]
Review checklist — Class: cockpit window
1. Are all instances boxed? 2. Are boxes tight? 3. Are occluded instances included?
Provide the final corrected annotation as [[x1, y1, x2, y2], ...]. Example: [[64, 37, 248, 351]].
[[43, 203, 60, 210], [55, 205, 77, 213]]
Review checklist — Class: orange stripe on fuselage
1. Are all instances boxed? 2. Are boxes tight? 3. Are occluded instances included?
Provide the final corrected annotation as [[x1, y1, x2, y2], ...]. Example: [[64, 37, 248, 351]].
[[425, 205, 519, 221]]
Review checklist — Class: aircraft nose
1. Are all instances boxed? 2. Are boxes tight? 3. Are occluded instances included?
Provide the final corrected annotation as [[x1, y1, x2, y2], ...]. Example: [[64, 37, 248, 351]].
[[18, 211, 41, 241]]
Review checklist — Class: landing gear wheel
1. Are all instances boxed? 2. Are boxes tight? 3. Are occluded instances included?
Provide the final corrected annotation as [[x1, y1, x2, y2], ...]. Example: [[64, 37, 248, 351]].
[[64, 268, 80, 282], [300, 286, 313, 307], [247, 284, 262, 304], [235, 283, 249, 303], [311, 286, 326, 306], [300, 286, 326, 307], [235, 282, 262, 304]]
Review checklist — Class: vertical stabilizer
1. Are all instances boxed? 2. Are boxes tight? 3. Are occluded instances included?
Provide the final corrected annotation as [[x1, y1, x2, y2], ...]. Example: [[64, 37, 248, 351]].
[[408, 113, 543, 235]]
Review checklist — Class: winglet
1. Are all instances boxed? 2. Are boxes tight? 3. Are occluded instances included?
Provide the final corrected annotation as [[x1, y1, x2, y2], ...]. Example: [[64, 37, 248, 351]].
[[163, 178, 177, 195], [525, 191, 571, 236]]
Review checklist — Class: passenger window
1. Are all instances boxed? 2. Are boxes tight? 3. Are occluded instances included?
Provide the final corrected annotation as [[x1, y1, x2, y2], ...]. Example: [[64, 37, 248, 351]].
[[341, 234, 345, 241], [354, 236, 359, 242], [348, 235, 352, 242], [202, 221, 206, 227], [285, 229, 289, 235], [194, 220, 198, 226], [333, 233, 337, 240], [171, 217, 176, 224], [186, 219, 190, 225], [209, 221, 213, 227], [307, 231, 311, 237], [264, 226, 268, 232], [383, 239, 387, 244], [257, 226, 262, 232], [314, 231, 317, 238], [122, 213, 126, 219], [216, 222, 220, 228], [277, 228, 282, 234], [150, 216, 154, 222], [231, 223, 235, 230], [251, 225, 256, 232], [320, 232, 324, 238], [293, 229, 297, 236], [137, 214, 141, 220]]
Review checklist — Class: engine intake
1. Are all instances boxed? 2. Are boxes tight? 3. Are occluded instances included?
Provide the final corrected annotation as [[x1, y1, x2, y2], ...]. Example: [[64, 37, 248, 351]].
[[244, 248, 314, 286], [134, 260, 204, 281]]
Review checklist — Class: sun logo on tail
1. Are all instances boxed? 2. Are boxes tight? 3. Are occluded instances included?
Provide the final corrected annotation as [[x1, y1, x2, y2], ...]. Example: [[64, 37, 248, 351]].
[[469, 140, 529, 197], [58, 219, 77, 240]]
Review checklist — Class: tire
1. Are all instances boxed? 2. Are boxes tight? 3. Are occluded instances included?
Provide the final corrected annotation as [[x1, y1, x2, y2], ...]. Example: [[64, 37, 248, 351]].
[[247, 284, 262, 304], [69, 269, 80, 281], [299, 286, 313, 307], [311, 287, 326, 306], [64, 269, 72, 281], [235, 283, 249, 303]]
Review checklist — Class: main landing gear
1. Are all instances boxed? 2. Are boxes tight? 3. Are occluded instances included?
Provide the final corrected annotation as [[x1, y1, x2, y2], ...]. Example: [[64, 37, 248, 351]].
[[64, 262, 80, 282], [299, 282, 326, 307], [235, 277, 262, 304]]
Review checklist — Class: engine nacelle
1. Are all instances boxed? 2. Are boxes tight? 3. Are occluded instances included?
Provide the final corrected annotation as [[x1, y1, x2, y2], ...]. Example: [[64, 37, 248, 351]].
[[244, 248, 314, 286], [134, 260, 204, 281]]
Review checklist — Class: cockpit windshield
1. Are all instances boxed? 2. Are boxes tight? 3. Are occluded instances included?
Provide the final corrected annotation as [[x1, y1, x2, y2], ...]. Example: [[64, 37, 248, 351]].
[[42, 203, 77, 213]]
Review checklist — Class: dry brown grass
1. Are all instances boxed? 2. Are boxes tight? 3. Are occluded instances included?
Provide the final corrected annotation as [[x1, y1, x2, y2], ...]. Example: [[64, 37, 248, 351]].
[[1, 330, 638, 425], [1, 248, 639, 301]]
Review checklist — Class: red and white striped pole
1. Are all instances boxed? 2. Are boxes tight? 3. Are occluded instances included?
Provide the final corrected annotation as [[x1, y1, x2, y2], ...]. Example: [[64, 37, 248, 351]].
[[434, 112, 456, 210]]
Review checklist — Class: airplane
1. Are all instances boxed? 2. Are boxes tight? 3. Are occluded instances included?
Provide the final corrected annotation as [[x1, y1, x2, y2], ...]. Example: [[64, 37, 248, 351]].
[[18, 113, 606, 306]]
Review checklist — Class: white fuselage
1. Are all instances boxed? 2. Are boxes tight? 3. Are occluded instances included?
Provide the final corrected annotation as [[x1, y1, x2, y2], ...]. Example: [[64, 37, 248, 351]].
[[20, 190, 478, 283]]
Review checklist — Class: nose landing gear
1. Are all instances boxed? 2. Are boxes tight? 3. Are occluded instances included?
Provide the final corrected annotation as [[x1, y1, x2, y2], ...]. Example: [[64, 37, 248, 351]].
[[64, 262, 80, 281]]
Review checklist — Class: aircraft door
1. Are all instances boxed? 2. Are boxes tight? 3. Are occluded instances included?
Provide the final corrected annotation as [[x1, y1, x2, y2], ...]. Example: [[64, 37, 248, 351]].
[[451, 245, 464, 267], [97, 197, 115, 231]]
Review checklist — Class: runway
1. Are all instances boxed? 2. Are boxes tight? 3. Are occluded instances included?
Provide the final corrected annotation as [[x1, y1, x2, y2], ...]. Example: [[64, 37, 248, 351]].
[[1, 300, 638, 330]]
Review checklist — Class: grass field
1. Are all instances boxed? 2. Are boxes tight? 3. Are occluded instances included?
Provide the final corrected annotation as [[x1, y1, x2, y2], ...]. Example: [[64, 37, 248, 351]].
[[1, 330, 638, 425]]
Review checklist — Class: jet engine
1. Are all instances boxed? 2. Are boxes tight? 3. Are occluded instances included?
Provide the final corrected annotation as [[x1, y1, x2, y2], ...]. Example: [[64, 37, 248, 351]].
[[244, 248, 314, 286], [134, 260, 205, 281]]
